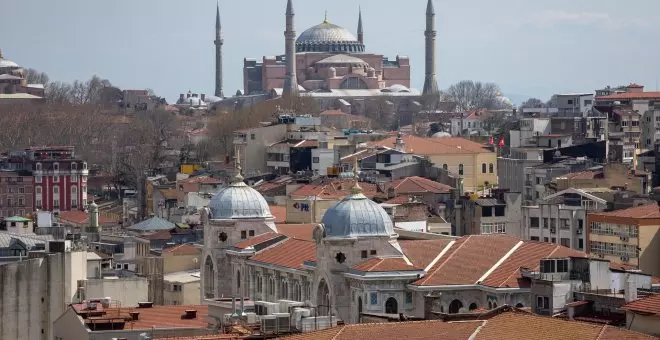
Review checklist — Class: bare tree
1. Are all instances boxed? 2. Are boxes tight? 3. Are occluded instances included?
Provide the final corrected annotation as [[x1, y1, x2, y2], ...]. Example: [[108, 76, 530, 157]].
[[446, 80, 502, 111], [364, 97, 395, 130], [521, 98, 546, 108], [23, 68, 49, 85]]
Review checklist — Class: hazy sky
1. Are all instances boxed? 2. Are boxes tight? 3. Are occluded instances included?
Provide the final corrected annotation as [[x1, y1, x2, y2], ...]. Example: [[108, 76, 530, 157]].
[[2, 0, 659, 103]]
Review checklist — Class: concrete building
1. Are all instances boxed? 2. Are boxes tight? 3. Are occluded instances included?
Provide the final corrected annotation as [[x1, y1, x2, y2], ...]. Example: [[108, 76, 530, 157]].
[[0, 171, 34, 218], [623, 294, 660, 336], [522, 157, 595, 205], [546, 163, 650, 195], [551, 93, 594, 116], [163, 270, 201, 305], [587, 204, 660, 277], [595, 83, 660, 106], [0, 241, 87, 340], [641, 101, 660, 149], [162, 243, 201, 274], [367, 135, 497, 192], [451, 191, 522, 237]]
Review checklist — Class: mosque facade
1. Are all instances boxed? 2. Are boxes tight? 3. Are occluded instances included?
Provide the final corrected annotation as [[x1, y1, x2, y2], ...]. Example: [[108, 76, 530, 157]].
[[200, 155, 585, 324], [0, 49, 45, 101]]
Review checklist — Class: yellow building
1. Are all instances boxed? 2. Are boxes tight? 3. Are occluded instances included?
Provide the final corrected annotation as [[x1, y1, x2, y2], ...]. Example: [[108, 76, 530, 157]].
[[163, 271, 201, 306], [368, 135, 497, 192], [587, 204, 660, 277], [162, 244, 202, 274]]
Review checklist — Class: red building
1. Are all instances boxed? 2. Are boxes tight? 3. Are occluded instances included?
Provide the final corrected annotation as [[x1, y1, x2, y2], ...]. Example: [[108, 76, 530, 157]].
[[2, 146, 88, 213]]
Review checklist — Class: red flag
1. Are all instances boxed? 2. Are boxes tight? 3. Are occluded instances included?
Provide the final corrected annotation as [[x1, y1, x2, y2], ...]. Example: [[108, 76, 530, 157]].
[[498, 137, 505, 147], [489, 136, 494, 145]]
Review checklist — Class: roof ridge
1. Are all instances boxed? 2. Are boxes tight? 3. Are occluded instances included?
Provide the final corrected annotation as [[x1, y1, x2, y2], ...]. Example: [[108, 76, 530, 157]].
[[418, 236, 470, 285], [594, 325, 608, 340]]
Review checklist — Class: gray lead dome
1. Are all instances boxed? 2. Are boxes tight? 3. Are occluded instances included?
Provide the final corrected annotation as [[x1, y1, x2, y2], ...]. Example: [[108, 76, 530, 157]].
[[209, 180, 273, 220], [296, 21, 365, 53], [320, 192, 394, 238]]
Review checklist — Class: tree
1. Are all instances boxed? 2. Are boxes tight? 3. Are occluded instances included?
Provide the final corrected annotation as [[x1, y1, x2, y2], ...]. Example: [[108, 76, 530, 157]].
[[482, 112, 506, 135], [44, 75, 114, 105], [364, 97, 395, 130], [23, 68, 49, 85], [446, 80, 502, 111], [521, 98, 545, 108], [427, 122, 442, 136]]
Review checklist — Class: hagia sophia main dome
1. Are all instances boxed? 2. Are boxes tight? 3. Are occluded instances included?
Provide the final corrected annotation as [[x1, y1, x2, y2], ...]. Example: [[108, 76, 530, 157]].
[[295, 18, 365, 53]]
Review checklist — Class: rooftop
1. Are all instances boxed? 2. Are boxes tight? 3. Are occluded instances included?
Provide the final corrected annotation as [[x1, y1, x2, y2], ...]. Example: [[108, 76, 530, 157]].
[[622, 294, 660, 316], [269, 205, 286, 223], [178, 176, 224, 185], [276, 223, 315, 241], [596, 91, 660, 100], [367, 135, 492, 155], [384, 176, 453, 194], [352, 257, 421, 272], [162, 244, 201, 256], [70, 304, 213, 331], [591, 204, 660, 219], [290, 179, 377, 200], [163, 271, 201, 284], [248, 238, 316, 271], [58, 210, 118, 225]]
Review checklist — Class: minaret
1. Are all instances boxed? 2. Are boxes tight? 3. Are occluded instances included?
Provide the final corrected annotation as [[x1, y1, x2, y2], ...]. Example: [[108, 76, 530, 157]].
[[88, 201, 100, 242], [283, 0, 298, 96], [422, 0, 440, 96], [214, 2, 224, 98], [357, 6, 364, 45]]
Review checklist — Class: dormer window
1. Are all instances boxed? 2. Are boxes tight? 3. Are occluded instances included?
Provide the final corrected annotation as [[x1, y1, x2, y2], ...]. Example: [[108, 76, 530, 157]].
[[35, 163, 42, 171], [82, 162, 88, 170], [53, 162, 60, 171], [71, 163, 77, 171]]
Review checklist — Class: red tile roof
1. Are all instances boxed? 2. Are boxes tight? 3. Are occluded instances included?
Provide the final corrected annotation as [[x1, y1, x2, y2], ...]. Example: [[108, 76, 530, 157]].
[[58, 210, 118, 225], [481, 242, 585, 288], [141, 230, 172, 241], [290, 179, 377, 200], [622, 293, 660, 315], [249, 238, 316, 270], [415, 235, 521, 286], [592, 204, 660, 219], [340, 148, 381, 163], [352, 257, 421, 272], [234, 232, 282, 249], [159, 188, 178, 200], [269, 205, 286, 223], [74, 304, 214, 330], [178, 176, 223, 185], [163, 244, 201, 256], [383, 195, 413, 204], [276, 224, 315, 241], [628, 83, 644, 88], [399, 239, 452, 269], [596, 91, 660, 100], [561, 171, 602, 180], [367, 135, 491, 155], [385, 176, 453, 194]]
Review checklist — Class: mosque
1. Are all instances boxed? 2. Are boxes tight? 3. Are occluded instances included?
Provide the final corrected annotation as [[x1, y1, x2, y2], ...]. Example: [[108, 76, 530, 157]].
[[200, 149, 584, 324], [212, 0, 447, 116], [0, 49, 45, 101]]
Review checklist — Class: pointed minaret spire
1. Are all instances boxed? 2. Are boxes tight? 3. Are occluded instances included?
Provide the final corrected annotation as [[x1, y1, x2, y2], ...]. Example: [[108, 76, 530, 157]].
[[351, 157, 362, 195], [232, 148, 245, 184], [422, 0, 440, 97], [283, 0, 298, 96], [357, 6, 364, 45], [214, 1, 224, 98]]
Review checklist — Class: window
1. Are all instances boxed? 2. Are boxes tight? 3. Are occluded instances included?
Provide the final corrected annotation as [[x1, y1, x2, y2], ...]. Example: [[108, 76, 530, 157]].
[[123, 264, 129, 270], [560, 219, 570, 229], [53, 186, 59, 195], [560, 238, 570, 247], [567, 99, 574, 105], [543, 218, 549, 229], [249, 230, 255, 237], [543, 237, 549, 242], [370, 250, 376, 255], [361, 250, 368, 258], [250, 134, 255, 140], [442, 164, 448, 170], [18, 187, 24, 194], [537, 296, 550, 309], [53, 163, 59, 171], [36, 187, 42, 195], [551, 237, 556, 243], [370, 292, 378, 305], [557, 259, 568, 272], [578, 239, 584, 250], [489, 163, 494, 173], [458, 164, 464, 176], [53, 176, 59, 183], [18, 198, 23, 206], [35, 176, 42, 183], [240, 230, 247, 239], [481, 222, 506, 234], [83, 162, 87, 170], [71, 163, 77, 171], [482, 163, 487, 173], [35, 163, 42, 171], [71, 174, 78, 182], [36, 199, 42, 209], [312, 157, 320, 163], [405, 292, 413, 304], [531, 236, 540, 241]]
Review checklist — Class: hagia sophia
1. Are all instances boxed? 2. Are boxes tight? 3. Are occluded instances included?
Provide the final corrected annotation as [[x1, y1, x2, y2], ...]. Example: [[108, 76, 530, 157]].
[[206, 0, 448, 117]]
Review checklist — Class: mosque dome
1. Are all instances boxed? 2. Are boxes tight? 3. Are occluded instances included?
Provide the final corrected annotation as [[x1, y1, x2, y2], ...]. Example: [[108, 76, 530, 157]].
[[315, 54, 369, 68], [0, 50, 19, 69], [296, 19, 365, 53], [208, 169, 272, 220], [432, 131, 452, 138], [320, 185, 394, 239]]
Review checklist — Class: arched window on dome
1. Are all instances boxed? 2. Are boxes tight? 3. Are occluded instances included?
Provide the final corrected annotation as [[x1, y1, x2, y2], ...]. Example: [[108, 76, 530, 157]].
[[340, 77, 368, 89]]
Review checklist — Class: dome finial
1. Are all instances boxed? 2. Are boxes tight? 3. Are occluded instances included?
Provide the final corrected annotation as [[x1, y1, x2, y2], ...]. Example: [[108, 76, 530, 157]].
[[351, 157, 362, 194], [233, 147, 244, 183], [323, 10, 328, 23]]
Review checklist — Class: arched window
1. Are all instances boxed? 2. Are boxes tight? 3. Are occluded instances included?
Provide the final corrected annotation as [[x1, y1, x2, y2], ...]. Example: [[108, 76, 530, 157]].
[[482, 163, 487, 173], [340, 77, 368, 89], [442, 164, 448, 170], [458, 164, 464, 176], [449, 300, 463, 314], [385, 297, 398, 314], [469, 303, 478, 311], [236, 270, 241, 291], [203, 256, 215, 299], [489, 163, 494, 173]]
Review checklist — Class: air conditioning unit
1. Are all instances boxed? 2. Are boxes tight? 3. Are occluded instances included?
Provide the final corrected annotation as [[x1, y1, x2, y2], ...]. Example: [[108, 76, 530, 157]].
[[261, 315, 277, 333]]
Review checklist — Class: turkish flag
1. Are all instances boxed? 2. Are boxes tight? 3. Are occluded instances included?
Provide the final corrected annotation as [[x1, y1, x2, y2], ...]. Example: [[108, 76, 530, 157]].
[[498, 137, 505, 147], [489, 136, 494, 145]]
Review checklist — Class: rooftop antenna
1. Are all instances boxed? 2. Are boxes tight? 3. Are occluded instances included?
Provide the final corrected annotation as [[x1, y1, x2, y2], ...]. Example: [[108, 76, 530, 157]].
[[351, 157, 362, 194], [324, 10, 328, 23]]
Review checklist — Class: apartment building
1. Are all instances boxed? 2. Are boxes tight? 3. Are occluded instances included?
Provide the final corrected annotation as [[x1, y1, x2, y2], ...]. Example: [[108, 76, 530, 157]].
[[547, 163, 650, 195], [0, 170, 34, 218], [641, 101, 660, 149], [587, 204, 660, 277], [522, 157, 595, 205], [451, 190, 522, 237]]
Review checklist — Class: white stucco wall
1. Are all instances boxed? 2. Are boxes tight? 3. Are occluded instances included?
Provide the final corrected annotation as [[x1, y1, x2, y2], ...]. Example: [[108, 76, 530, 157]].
[[85, 277, 149, 307]]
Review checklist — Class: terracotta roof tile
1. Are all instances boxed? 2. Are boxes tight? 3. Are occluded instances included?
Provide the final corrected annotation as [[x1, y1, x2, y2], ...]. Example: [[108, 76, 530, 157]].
[[290, 179, 377, 200], [596, 91, 660, 100], [592, 204, 660, 218], [141, 230, 172, 241], [383, 195, 412, 204], [283, 319, 481, 340], [233, 232, 282, 249], [249, 238, 316, 270], [385, 176, 453, 194], [269, 205, 286, 223], [76, 304, 214, 330], [414, 235, 520, 286], [481, 242, 585, 288], [622, 293, 660, 315], [158, 188, 178, 200], [368, 135, 491, 155], [399, 239, 452, 269], [58, 210, 119, 225], [276, 224, 315, 241], [352, 257, 421, 272], [163, 244, 201, 256]]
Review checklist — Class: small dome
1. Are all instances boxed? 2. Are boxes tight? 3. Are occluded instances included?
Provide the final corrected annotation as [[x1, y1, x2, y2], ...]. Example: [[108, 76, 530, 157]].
[[432, 131, 452, 138], [381, 84, 410, 93], [321, 189, 394, 238], [496, 95, 513, 107], [316, 54, 368, 66], [209, 174, 272, 220], [178, 96, 206, 106]]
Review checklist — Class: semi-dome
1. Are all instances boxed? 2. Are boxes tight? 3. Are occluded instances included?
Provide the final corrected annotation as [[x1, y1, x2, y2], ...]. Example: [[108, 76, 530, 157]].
[[296, 20, 365, 53], [208, 163, 272, 220], [315, 54, 369, 68], [432, 131, 452, 138], [320, 185, 394, 239]]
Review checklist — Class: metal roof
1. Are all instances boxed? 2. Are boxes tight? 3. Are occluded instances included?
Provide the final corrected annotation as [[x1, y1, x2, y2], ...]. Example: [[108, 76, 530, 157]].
[[0, 232, 53, 248], [126, 216, 176, 232]]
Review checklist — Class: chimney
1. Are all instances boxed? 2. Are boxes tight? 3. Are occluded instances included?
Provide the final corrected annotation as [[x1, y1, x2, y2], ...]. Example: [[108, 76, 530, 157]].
[[129, 311, 140, 321], [624, 274, 638, 302]]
